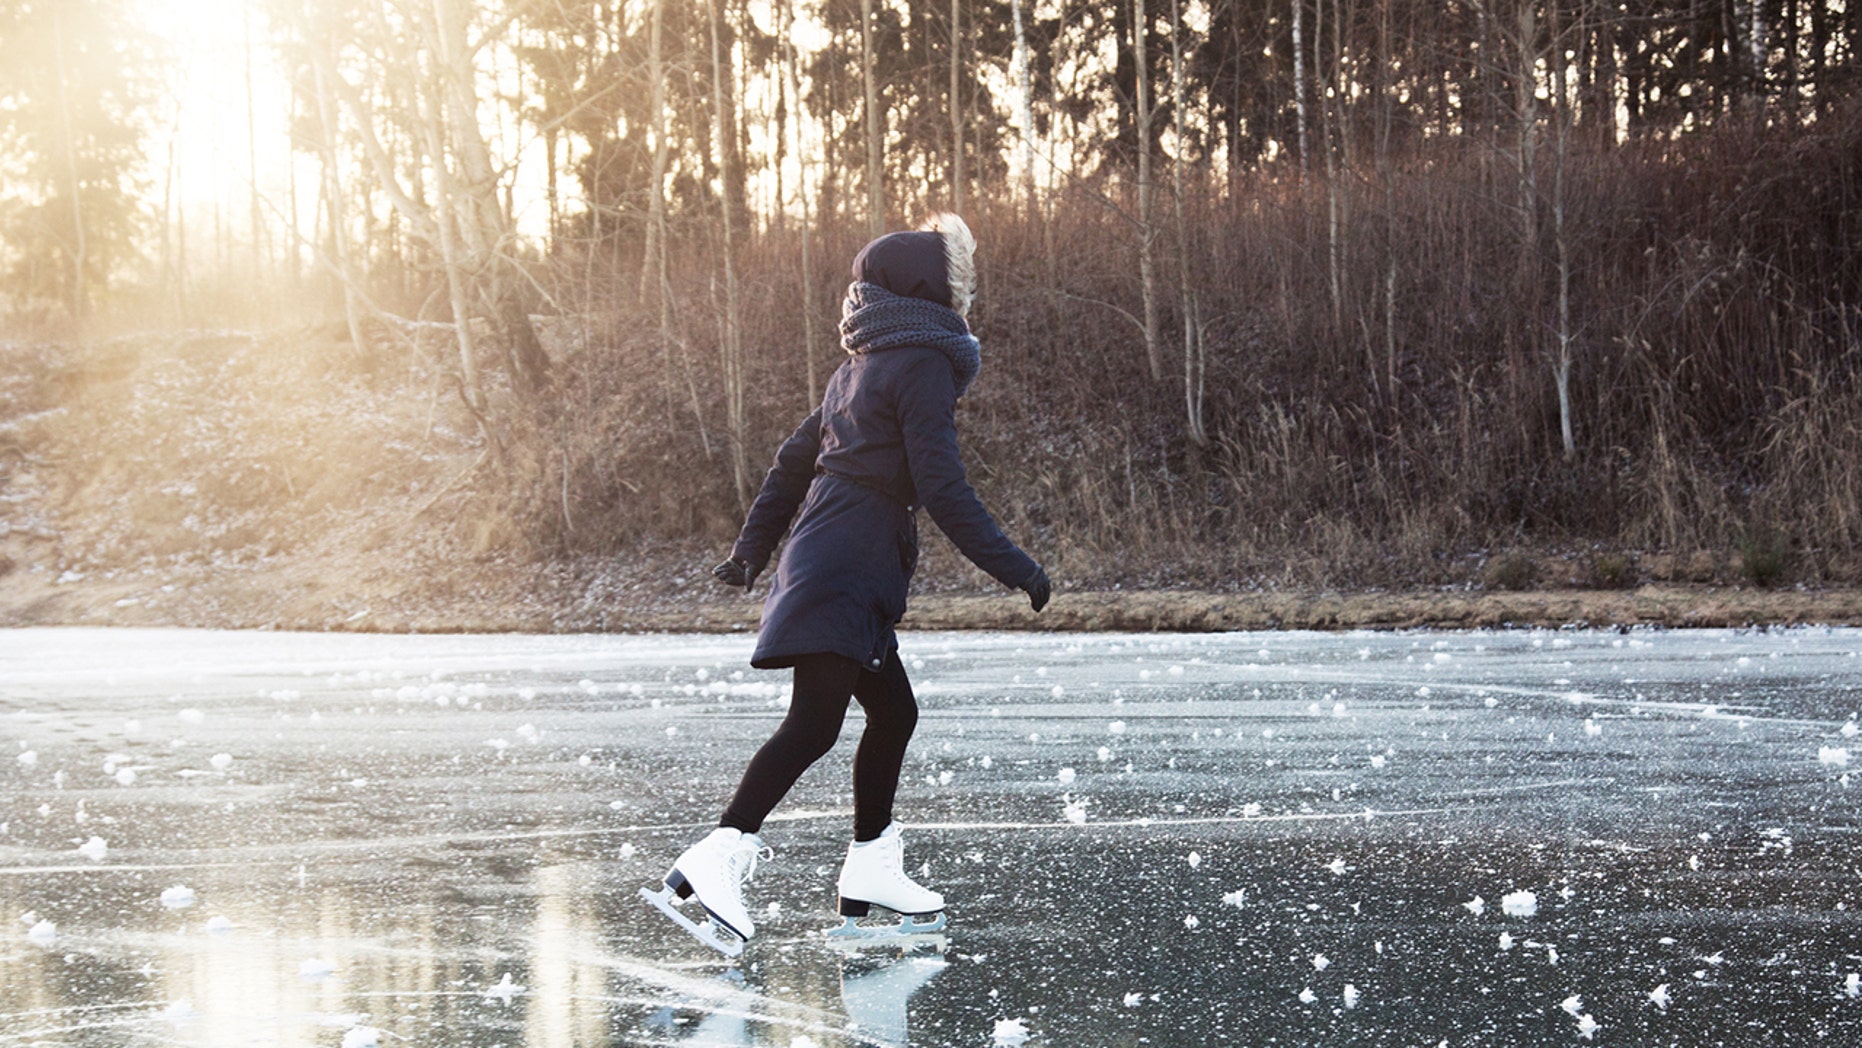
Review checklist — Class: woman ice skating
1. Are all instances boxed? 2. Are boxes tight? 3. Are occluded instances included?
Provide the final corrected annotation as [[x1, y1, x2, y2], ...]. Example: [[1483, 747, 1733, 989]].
[[641, 213, 1051, 956]]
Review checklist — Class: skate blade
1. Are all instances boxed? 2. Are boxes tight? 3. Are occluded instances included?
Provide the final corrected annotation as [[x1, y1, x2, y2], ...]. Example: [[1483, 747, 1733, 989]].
[[824, 911, 947, 943], [640, 884, 745, 959]]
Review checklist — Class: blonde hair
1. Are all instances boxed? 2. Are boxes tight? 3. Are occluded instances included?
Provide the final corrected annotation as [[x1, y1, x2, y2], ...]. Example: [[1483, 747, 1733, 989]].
[[921, 212, 977, 316]]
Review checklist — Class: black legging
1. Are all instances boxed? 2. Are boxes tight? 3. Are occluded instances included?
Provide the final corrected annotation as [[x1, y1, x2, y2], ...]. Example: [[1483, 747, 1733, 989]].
[[719, 650, 918, 843]]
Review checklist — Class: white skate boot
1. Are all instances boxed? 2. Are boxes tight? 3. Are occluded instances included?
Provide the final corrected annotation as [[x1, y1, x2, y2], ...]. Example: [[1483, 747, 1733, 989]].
[[828, 822, 947, 939], [639, 827, 770, 957]]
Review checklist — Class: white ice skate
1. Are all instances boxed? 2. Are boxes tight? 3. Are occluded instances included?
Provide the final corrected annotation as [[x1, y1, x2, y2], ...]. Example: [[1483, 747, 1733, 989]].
[[827, 822, 947, 940], [639, 827, 770, 958]]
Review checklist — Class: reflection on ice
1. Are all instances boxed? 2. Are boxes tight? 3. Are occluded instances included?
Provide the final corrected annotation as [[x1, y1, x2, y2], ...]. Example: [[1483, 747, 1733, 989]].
[[3, 626, 1862, 1044]]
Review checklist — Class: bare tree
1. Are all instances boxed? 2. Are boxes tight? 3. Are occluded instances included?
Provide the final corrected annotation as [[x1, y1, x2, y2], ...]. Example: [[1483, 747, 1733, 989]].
[[1292, 0, 1309, 175], [709, 0, 751, 508], [783, 0, 821, 407], [1013, 0, 1036, 209], [1170, 0, 1206, 446], [862, 0, 884, 236], [949, 0, 964, 214], [1133, 0, 1163, 383]]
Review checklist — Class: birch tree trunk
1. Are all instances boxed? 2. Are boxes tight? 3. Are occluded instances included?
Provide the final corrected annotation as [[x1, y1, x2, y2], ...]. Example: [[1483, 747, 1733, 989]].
[[1013, 0, 1036, 210], [50, 6, 89, 322], [783, 0, 820, 407], [429, 0, 549, 399], [949, 0, 964, 214], [307, 54, 372, 369], [1292, 0, 1309, 175], [709, 0, 751, 509], [1170, 0, 1205, 445], [861, 0, 885, 237], [1133, 0, 1162, 383], [1552, 3, 1577, 459], [640, 0, 669, 309]]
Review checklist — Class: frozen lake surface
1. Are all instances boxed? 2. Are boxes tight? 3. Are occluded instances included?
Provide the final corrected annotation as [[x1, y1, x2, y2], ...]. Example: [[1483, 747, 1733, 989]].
[[3, 626, 1860, 1046]]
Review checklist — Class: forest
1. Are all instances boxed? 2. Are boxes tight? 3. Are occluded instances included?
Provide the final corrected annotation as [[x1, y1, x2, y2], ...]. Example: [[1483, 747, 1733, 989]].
[[2, 0, 1860, 612]]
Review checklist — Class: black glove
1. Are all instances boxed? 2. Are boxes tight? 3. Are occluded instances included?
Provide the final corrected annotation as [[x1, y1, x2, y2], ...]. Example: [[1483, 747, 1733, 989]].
[[1020, 565, 1051, 613], [712, 556, 758, 589]]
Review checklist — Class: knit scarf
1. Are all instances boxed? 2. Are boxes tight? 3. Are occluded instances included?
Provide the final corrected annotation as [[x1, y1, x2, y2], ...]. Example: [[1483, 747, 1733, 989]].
[[839, 281, 982, 398]]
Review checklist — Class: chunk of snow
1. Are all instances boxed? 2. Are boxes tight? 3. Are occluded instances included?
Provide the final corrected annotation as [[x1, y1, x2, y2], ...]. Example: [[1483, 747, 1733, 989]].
[[992, 1017, 1030, 1045], [1575, 1014, 1600, 1040], [1056, 767, 1077, 786], [1464, 896, 1486, 916], [209, 753, 233, 771], [1108, 721, 1127, 735], [1501, 890, 1537, 917], [159, 886, 196, 909], [177, 709, 205, 724], [340, 1027, 380, 1048], [1561, 995, 1584, 1016], [1122, 992, 1143, 1007], [484, 972, 524, 1003], [115, 767, 137, 786], [1498, 932, 1515, 951], [1818, 747, 1850, 767], [1845, 973, 1859, 998], [27, 920, 55, 946], [1062, 796, 1088, 824], [298, 958, 336, 979], [1326, 858, 1349, 875], [1221, 890, 1246, 908], [205, 916, 233, 935], [1183, 914, 1200, 930], [15, 751, 36, 768], [77, 836, 107, 862], [1298, 987, 1317, 1004], [1649, 984, 1671, 1010], [1186, 852, 1201, 869], [1342, 985, 1360, 1009], [1312, 954, 1330, 971]]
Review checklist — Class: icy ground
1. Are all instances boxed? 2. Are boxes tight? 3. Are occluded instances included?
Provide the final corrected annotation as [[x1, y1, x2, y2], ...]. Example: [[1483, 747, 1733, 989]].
[[3, 627, 1860, 1046]]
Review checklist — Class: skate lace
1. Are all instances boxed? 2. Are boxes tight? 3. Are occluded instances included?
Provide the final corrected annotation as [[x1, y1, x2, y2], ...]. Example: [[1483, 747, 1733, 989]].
[[727, 840, 775, 885]]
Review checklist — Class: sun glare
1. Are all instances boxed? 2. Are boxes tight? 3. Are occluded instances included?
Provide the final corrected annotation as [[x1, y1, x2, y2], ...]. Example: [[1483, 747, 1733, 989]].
[[135, 0, 290, 236]]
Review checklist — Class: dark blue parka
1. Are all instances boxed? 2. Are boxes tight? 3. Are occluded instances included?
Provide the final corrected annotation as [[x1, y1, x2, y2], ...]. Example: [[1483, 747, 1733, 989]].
[[730, 342, 1037, 672]]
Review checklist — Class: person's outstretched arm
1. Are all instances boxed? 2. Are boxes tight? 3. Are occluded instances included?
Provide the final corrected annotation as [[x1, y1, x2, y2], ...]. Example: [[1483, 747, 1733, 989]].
[[897, 355, 1048, 609], [716, 408, 823, 587]]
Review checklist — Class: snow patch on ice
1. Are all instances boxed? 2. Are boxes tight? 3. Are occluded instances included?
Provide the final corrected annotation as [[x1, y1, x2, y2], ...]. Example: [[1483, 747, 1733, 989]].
[[1501, 890, 1538, 917], [161, 1000, 196, 1025], [159, 885, 196, 909], [992, 1017, 1030, 1045]]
